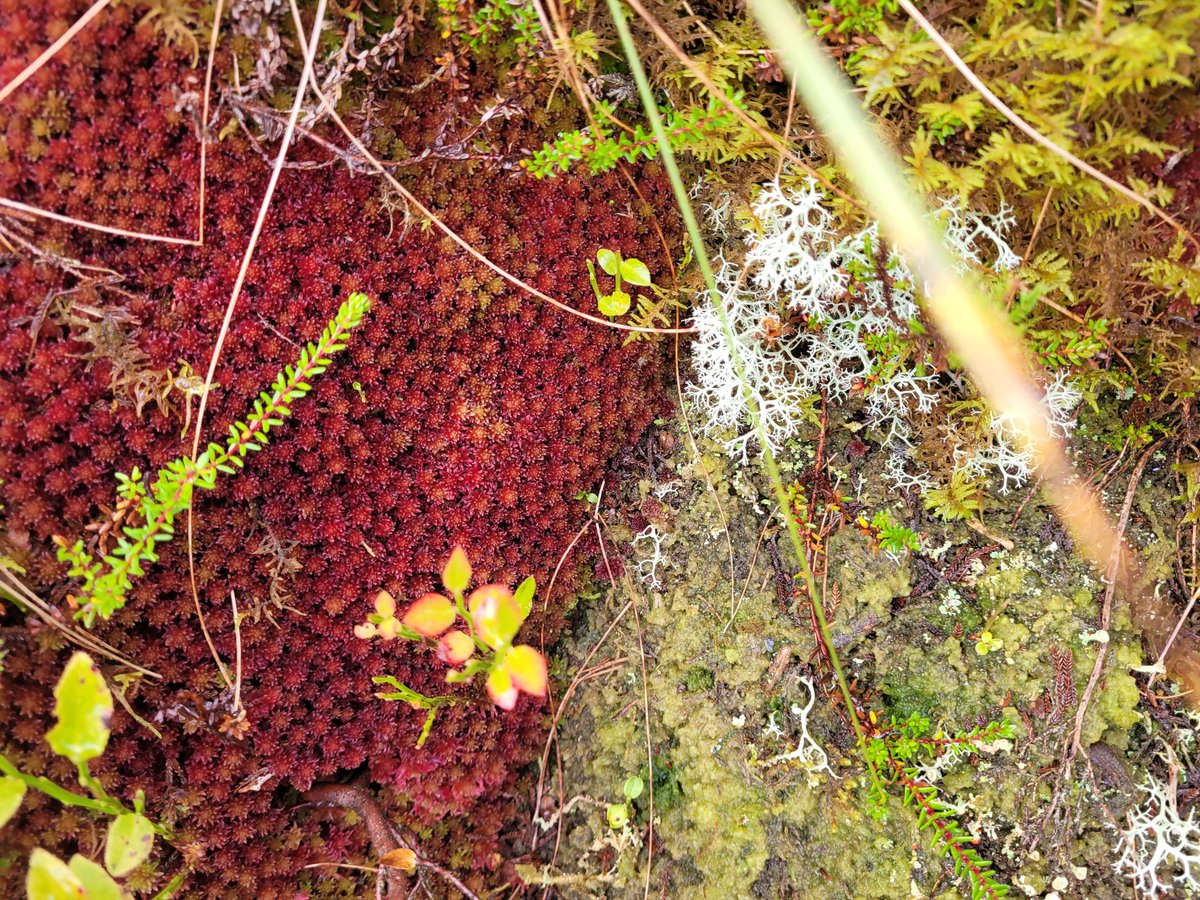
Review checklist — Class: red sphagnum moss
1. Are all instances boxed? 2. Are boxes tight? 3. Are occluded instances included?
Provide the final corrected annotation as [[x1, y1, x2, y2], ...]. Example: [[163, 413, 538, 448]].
[[0, 2, 679, 894]]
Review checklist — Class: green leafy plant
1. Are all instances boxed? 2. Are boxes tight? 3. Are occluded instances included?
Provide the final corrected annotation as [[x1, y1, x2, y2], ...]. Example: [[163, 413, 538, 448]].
[[587, 247, 652, 317], [437, 0, 542, 51], [605, 775, 644, 830], [807, 0, 899, 43], [54, 294, 371, 626], [924, 467, 985, 522], [863, 713, 1016, 899], [522, 95, 743, 178], [866, 510, 921, 557], [371, 677, 456, 750], [1, 652, 167, 898], [356, 548, 548, 710]]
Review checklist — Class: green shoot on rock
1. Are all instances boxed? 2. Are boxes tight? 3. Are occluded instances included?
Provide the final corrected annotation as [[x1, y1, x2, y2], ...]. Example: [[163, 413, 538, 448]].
[[864, 510, 922, 559], [357, 548, 548, 710], [1, 652, 167, 898], [55, 294, 371, 626]]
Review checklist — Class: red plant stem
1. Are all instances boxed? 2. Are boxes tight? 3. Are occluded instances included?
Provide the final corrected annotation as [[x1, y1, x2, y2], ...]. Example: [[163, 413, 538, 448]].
[[886, 759, 1001, 900]]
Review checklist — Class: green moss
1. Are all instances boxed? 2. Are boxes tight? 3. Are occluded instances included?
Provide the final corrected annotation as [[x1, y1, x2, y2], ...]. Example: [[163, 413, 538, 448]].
[[683, 667, 715, 693]]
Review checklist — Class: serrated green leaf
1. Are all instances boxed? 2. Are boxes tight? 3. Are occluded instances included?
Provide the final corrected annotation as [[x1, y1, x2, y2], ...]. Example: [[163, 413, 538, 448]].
[[68, 855, 123, 900], [104, 812, 155, 877], [0, 776, 25, 827], [46, 653, 112, 765]]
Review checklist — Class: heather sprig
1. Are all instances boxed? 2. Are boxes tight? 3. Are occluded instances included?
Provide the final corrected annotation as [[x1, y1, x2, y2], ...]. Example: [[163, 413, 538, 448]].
[[864, 713, 1016, 899], [55, 294, 372, 626]]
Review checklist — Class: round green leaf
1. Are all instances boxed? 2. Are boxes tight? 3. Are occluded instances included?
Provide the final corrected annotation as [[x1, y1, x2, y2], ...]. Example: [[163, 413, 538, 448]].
[[606, 803, 630, 830], [619, 257, 651, 287], [26, 848, 86, 900], [623, 775, 644, 801], [598, 289, 631, 318], [105, 812, 155, 878], [68, 855, 123, 900], [0, 775, 25, 828], [46, 652, 113, 765], [596, 248, 620, 276]]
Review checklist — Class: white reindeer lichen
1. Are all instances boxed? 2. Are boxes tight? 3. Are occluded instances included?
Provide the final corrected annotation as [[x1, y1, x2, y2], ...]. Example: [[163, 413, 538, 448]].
[[1114, 758, 1200, 897], [689, 177, 1077, 493]]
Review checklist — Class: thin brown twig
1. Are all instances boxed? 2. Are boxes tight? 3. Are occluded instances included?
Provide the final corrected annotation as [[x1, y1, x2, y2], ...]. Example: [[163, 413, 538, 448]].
[[185, 0, 330, 698], [622, 0, 863, 211], [1069, 443, 1155, 760], [0, 567, 160, 678], [0, 197, 201, 246], [197, 0, 225, 247], [291, 34, 694, 336], [0, 0, 112, 104], [595, 515, 653, 900]]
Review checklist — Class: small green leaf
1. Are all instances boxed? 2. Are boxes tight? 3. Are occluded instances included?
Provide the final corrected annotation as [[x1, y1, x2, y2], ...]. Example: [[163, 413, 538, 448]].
[[105, 812, 155, 877], [442, 547, 472, 594], [606, 803, 630, 829], [26, 848, 86, 899], [623, 775, 644, 801], [68, 855, 123, 900], [513, 577, 536, 620], [619, 257, 651, 287], [0, 776, 25, 828], [598, 289, 631, 318], [46, 652, 113, 765], [596, 248, 620, 276]]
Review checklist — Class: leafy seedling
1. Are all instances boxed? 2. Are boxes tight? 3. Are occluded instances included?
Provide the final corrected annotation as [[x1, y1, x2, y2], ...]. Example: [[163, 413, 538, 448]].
[[588, 248, 652, 318]]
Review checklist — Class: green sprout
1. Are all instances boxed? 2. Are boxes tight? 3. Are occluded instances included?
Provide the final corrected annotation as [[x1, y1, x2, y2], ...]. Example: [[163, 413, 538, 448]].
[[587, 248, 652, 317]]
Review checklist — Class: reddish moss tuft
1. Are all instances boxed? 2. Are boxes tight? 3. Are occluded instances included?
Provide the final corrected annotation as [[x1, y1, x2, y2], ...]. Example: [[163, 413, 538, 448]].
[[0, 3, 679, 895]]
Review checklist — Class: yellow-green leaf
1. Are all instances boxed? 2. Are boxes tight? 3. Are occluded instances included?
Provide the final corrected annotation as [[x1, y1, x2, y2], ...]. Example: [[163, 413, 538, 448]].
[[26, 848, 86, 900], [401, 593, 456, 638], [441, 547, 472, 594], [68, 855, 123, 900], [104, 813, 155, 878], [0, 775, 25, 828], [513, 576, 535, 620], [46, 652, 113, 766], [504, 645, 548, 697], [596, 248, 620, 276], [619, 257, 651, 287], [598, 289, 631, 318]]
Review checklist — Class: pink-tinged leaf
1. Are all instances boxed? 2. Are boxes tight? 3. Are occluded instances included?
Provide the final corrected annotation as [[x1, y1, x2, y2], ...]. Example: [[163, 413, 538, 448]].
[[354, 622, 377, 640], [437, 630, 475, 665], [486, 667, 518, 710], [374, 589, 396, 617], [505, 645, 547, 697], [442, 547, 472, 594], [468, 584, 520, 649], [402, 593, 455, 638]]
